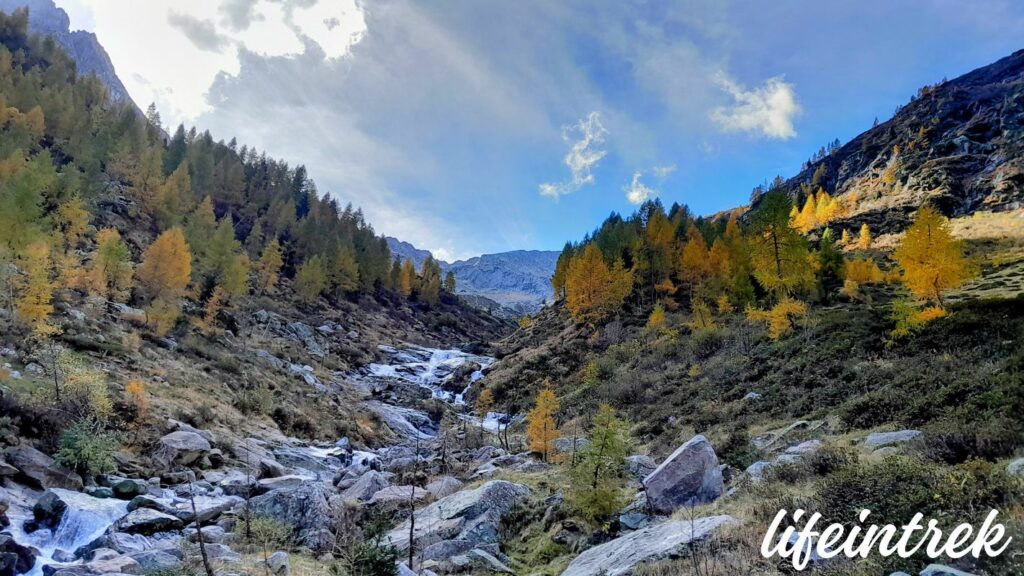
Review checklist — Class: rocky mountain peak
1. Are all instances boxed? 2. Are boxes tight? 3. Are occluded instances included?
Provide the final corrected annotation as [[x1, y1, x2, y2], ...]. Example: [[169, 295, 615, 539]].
[[0, 0, 133, 104]]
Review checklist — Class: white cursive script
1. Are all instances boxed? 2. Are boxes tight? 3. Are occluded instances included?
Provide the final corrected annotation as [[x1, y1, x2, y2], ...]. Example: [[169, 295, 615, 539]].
[[761, 508, 1012, 570]]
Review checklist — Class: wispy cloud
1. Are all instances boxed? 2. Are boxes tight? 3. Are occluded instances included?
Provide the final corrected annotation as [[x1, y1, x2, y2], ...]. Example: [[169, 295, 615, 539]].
[[625, 171, 656, 204], [652, 164, 677, 179], [539, 111, 608, 199], [710, 73, 801, 139]]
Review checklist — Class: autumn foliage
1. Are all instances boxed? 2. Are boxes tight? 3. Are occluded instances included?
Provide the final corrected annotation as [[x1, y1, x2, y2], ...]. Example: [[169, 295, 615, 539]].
[[527, 383, 560, 462], [564, 244, 633, 325], [893, 205, 973, 308]]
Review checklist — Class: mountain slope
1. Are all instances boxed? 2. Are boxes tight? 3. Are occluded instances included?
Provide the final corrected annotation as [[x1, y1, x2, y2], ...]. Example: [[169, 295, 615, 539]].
[[445, 250, 560, 313], [780, 48, 1024, 234], [386, 237, 560, 315], [0, 0, 133, 104]]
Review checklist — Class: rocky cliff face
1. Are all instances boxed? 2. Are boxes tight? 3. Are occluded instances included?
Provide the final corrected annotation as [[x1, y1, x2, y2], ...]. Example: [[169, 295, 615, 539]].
[[780, 49, 1024, 234], [0, 0, 133, 104], [386, 237, 559, 315]]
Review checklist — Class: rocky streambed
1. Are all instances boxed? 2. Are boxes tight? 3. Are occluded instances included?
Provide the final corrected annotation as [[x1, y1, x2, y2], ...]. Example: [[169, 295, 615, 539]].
[[0, 344, 525, 576]]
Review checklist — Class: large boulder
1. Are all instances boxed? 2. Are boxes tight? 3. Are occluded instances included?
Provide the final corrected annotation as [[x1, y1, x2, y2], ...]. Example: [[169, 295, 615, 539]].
[[560, 515, 736, 576], [116, 508, 185, 535], [0, 533, 35, 576], [3, 444, 83, 490], [247, 482, 334, 553], [151, 431, 211, 470], [384, 480, 530, 553], [340, 471, 389, 503], [643, 435, 723, 514]]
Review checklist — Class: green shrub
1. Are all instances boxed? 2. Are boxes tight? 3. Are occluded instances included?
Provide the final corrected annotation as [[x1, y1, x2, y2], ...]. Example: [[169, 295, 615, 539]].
[[921, 419, 1020, 464], [806, 444, 859, 476], [55, 417, 119, 476], [234, 384, 273, 416]]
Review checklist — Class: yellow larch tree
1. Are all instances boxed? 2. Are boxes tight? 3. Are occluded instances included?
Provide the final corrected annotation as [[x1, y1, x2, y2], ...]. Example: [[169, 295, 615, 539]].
[[255, 238, 283, 296], [564, 244, 633, 325], [892, 205, 973, 308], [678, 226, 711, 290], [398, 258, 416, 298], [87, 228, 133, 302], [136, 228, 192, 302], [16, 240, 57, 339], [857, 224, 872, 250], [136, 228, 192, 335], [526, 382, 560, 462]]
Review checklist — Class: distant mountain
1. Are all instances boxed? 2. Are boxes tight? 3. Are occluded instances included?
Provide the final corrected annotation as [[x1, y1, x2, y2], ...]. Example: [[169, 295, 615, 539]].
[[445, 250, 560, 315], [0, 0, 133, 104], [385, 237, 559, 316], [777, 48, 1024, 235], [386, 236, 434, 271]]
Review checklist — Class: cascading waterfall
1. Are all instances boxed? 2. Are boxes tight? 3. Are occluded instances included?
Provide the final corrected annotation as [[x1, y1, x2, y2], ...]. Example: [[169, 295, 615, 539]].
[[6, 488, 129, 576], [367, 345, 495, 404]]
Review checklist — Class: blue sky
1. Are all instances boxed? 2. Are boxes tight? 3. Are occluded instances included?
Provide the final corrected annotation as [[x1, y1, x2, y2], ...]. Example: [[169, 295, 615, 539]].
[[62, 0, 1024, 260]]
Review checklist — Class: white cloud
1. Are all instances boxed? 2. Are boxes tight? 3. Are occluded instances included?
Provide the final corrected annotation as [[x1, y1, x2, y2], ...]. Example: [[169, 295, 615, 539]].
[[66, 0, 367, 124], [539, 111, 608, 199], [710, 73, 801, 139], [625, 171, 656, 204], [652, 164, 677, 178]]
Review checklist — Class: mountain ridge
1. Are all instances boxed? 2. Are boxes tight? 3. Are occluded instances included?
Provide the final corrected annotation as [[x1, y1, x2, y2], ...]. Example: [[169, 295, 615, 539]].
[[385, 236, 559, 316], [0, 0, 134, 105]]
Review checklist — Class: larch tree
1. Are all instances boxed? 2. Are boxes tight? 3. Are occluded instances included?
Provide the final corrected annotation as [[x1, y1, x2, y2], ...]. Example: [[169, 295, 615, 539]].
[[295, 255, 328, 302], [136, 228, 192, 303], [564, 244, 633, 325], [16, 240, 57, 339], [152, 164, 194, 230], [87, 228, 133, 301], [443, 271, 457, 294], [398, 258, 416, 298], [857, 223, 872, 250], [569, 404, 629, 521], [255, 238, 283, 296], [678, 226, 711, 291], [526, 383, 560, 463], [748, 190, 812, 298], [137, 229, 192, 335], [892, 204, 972, 308]]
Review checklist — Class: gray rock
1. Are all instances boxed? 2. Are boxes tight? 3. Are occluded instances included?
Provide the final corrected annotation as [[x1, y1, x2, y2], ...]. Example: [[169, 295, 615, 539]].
[[187, 525, 227, 544], [745, 461, 772, 481], [863, 430, 922, 450], [112, 479, 149, 500], [384, 480, 531, 552], [1006, 458, 1023, 476], [643, 435, 723, 514], [248, 483, 334, 553], [130, 550, 181, 572], [466, 548, 514, 573], [0, 460, 16, 477], [85, 549, 140, 575], [341, 471, 390, 503], [3, 444, 83, 490], [204, 543, 241, 563], [259, 459, 289, 479], [785, 440, 822, 455], [84, 486, 114, 499], [425, 476, 463, 499], [116, 508, 184, 535], [626, 455, 657, 482], [742, 391, 762, 400], [369, 485, 428, 506], [0, 533, 35, 576], [265, 551, 289, 576], [152, 431, 211, 470], [919, 565, 977, 576], [560, 515, 737, 576]]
